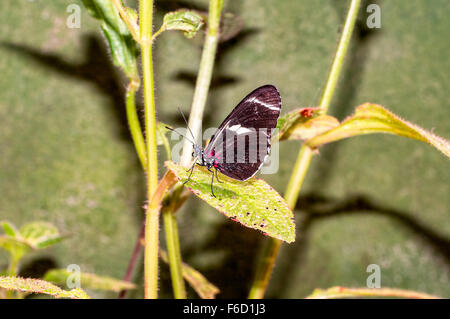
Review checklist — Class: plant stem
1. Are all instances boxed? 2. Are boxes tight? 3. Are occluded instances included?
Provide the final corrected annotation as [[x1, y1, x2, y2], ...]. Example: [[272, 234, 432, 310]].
[[151, 26, 166, 43], [146, 170, 178, 298], [180, 0, 224, 165], [140, 0, 159, 299], [248, 146, 313, 298], [126, 78, 147, 169], [317, 0, 362, 113], [6, 255, 20, 298], [160, 0, 224, 299], [112, 0, 141, 44], [118, 222, 145, 299], [118, 79, 148, 298], [248, 0, 362, 299], [162, 187, 186, 298]]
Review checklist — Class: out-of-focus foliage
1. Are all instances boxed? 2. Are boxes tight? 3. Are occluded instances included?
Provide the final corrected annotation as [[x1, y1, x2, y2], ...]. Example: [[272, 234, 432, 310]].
[[0, 0, 448, 298]]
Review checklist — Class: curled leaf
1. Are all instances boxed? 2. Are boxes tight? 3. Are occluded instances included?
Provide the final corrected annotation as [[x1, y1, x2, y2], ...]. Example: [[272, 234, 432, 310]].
[[162, 10, 205, 38], [276, 107, 339, 142], [81, 0, 138, 77], [306, 286, 441, 299], [166, 161, 295, 243], [0, 221, 67, 263], [160, 250, 219, 299], [306, 103, 450, 158], [1, 221, 18, 237], [0, 276, 90, 299], [124, 7, 138, 26], [44, 269, 136, 292], [19, 221, 67, 249], [0, 236, 31, 263]]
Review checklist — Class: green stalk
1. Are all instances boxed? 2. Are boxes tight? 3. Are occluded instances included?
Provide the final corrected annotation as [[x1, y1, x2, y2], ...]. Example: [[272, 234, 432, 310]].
[[161, 0, 224, 299], [140, 0, 159, 299], [126, 78, 147, 169], [112, 0, 140, 44], [162, 187, 185, 298], [6, 255, 20, 298], [248, 0, 362, 299], [180, 0, 224, 165]]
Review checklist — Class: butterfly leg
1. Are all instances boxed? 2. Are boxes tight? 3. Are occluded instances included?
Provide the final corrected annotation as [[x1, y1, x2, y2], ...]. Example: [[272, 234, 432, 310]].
[[207, 167, 216, 197], [214, 168, 223, 183], [183, 161, 197, 185]]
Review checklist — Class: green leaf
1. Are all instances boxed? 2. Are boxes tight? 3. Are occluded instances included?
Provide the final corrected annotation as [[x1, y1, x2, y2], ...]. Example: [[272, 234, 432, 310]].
[[0, 221, 66, 266], [0, 221, 18, 237], [166, 161, 295, 243], [0, 276, 90, 299], [19, 222, 67, 249], [219, 12, 244, 42], [160, 250, 220, 299], [306, 103, 450, 158], [81, 0, 138, 77], [156, 122, 172, 159], [80, 0, 102, 19], [125, 7, 138, 26], [43, 269, 136, 292], [306, 286, 441, 299], [275, 107, 339, 142], [162, 10, 205, 38], [0, 236, 31, 262]]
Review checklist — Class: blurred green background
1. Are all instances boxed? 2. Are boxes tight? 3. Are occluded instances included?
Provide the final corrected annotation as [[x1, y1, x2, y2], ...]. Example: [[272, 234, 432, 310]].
[[0, 0, 449, 298]]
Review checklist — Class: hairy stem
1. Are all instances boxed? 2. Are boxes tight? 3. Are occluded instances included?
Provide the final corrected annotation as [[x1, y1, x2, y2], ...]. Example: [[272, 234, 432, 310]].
[[161, 0, 224, 299], [162, 187, 186, 298], [112, 0, 140, 44], [180, 0, 224, 165], [140, 0, 159, 299], [126, 78, 147, 169], [118, 222, 145, 298], [248, 0, 362, 299]]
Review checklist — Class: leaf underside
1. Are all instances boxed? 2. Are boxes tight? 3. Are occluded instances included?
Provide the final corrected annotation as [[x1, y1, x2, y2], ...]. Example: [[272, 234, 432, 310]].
[[306, 103, 450, 158], [44, 269, 136, 293]]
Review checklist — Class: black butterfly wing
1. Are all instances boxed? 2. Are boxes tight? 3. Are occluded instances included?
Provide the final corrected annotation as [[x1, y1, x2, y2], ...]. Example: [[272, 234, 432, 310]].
[[205, 85, 281, 181]]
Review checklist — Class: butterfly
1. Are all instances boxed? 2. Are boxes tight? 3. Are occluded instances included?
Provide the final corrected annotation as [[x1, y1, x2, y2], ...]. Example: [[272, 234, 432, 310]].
[[169, 85, 281, 197]]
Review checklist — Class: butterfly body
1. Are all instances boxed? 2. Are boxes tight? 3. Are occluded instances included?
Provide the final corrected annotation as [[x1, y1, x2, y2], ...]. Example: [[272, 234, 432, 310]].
[[185, 85, 282, 197]]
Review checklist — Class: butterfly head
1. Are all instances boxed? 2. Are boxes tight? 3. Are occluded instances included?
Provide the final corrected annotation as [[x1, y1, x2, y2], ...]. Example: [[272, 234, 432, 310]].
[[192, 144, 203, 159]]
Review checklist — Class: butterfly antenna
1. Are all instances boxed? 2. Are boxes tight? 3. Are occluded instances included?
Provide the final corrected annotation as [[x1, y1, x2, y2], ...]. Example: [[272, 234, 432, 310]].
[[178, 107, 197, 143], [165, 126, 195, 145]]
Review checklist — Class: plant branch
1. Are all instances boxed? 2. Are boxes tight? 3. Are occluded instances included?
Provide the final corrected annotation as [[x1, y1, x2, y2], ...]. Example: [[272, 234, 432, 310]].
[[125, 78, 147, 169], [180, 0, 224, 166], [151, 26, 166, 43], [318, 0, 361, 113], [248, 0, 362, 299], [161, 0, 224, 299], [140, 0, 160, 299], [112, 0, 141, 44], [162, 186, 186, 298], [118, 222, 145, 298]]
